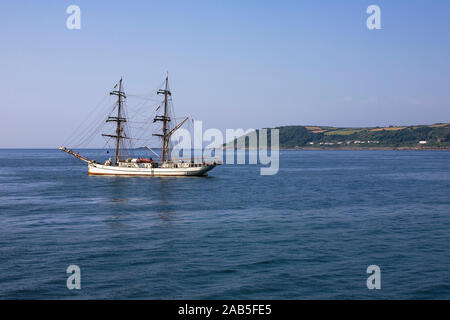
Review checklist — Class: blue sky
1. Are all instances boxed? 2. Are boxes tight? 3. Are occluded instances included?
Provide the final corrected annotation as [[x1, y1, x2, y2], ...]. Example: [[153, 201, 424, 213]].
[[1, 0, 449, 147]]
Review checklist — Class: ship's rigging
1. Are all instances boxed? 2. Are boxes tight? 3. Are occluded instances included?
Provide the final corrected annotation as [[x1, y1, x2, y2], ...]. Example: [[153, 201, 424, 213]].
[[59, 74, 221, 176], [102, 78, 127, 165], [152, 75, 188, 162], [63, 75, 191, 163]]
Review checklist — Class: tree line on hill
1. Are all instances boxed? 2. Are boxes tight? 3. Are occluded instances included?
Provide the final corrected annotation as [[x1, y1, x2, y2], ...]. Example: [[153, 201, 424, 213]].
[[227, 124, 450, 149]]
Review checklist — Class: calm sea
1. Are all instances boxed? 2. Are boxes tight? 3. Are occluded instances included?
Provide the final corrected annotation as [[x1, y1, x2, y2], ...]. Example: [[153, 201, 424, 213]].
[[0, 149, 449, 299]]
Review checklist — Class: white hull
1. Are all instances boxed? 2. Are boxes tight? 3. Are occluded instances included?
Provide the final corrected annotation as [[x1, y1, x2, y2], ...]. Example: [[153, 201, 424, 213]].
[[88, 163, 216, 176]]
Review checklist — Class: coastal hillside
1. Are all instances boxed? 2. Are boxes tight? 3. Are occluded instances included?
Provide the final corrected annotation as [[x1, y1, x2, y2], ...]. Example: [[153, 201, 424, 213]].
[[228, 123, 450, 149]]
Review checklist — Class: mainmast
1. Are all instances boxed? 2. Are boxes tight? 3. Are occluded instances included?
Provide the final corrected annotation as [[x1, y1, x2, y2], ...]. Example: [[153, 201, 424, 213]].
[[103, 78, 127, 165], [153, 74, 189, 163], [154, 74, 172, 162]]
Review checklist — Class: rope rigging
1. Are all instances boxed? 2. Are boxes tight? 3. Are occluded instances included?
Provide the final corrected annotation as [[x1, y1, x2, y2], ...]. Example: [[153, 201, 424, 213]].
[[62, 76, 191, 163]]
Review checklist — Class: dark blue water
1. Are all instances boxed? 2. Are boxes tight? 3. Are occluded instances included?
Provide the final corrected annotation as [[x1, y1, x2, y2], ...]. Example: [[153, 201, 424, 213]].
[[1, 149, 449, 299]]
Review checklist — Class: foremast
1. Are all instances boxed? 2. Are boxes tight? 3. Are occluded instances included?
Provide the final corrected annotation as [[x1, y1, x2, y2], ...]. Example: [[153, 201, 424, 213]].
[[102, 78, 127, 165], [59, 79, 127, 165]]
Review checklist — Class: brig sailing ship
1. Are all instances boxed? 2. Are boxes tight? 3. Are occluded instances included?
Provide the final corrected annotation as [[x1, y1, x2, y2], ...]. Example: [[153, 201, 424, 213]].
[[60, 75, 220, 176]]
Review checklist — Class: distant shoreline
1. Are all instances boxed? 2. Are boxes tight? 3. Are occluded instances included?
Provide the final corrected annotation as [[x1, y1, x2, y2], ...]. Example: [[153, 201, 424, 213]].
[[227, 123, 450, 150], [0, 146, 449, 151], [281, 146, 450, 151], [222, 146, 450, 151]]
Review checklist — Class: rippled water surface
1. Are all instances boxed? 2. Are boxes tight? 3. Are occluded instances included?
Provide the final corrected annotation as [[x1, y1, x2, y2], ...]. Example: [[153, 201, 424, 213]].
[[1, 149, 449, 299]]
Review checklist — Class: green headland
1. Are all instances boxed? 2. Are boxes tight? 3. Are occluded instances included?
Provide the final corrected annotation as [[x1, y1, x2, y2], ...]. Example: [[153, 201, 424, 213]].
[[228, 123, 450, 150]]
